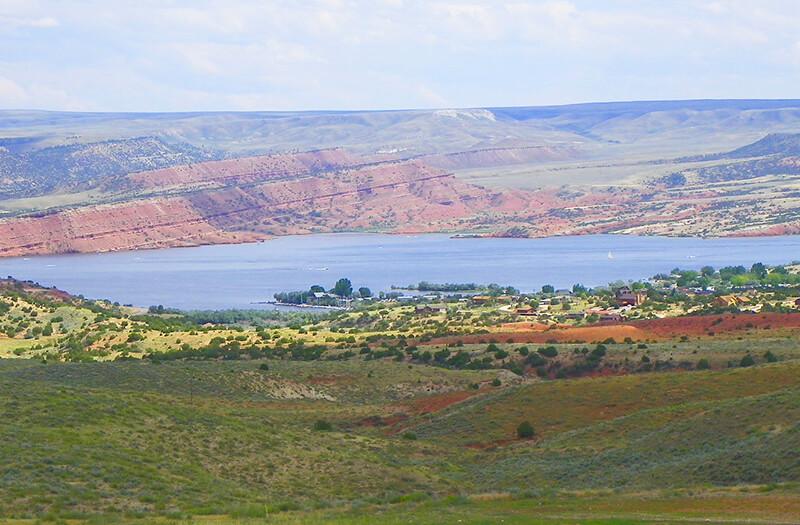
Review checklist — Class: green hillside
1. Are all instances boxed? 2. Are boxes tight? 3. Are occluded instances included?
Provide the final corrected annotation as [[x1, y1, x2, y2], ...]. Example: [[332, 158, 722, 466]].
[[0, 358, 798, 523], [0, 277, 799, 523]]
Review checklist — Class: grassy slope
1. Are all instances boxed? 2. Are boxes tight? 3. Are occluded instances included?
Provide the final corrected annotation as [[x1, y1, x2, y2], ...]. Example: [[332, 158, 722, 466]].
[[0, 359, 798, 523]]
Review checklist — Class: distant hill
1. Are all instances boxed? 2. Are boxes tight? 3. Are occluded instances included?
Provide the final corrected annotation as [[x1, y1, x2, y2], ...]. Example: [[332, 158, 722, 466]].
[[657, 132, 800, 186], [2, 99, 800, 255], [0, 136, 216, 199], [3, 99, 800, 158], [721, 132, 800, 159]]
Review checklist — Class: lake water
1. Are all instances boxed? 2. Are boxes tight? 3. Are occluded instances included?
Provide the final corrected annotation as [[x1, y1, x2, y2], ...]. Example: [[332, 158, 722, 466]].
[[0, 234, 798, 310]]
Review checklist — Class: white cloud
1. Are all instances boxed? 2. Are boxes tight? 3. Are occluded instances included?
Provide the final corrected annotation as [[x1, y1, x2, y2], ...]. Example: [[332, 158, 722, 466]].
[[0, 74, 89, 110], [0, 76, 27, 104], [1, 0, 800, 111]]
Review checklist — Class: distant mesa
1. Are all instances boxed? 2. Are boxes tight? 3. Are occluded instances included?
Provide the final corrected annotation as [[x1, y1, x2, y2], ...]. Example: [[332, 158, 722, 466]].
[[2, 99, 800, 257]]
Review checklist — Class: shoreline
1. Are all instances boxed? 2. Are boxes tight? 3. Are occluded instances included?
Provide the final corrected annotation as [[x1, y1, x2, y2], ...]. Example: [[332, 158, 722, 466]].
[[255, 301, 348, 311], [2, 229, 799, 259]]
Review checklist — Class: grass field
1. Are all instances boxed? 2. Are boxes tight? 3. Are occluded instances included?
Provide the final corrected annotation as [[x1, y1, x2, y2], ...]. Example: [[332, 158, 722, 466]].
[[0, 357, 798, 523], [1, 279, 799, 523]]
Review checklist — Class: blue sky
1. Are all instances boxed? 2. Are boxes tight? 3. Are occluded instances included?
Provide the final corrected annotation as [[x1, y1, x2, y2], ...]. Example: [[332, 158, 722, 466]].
[[2, 0, 800, 112]]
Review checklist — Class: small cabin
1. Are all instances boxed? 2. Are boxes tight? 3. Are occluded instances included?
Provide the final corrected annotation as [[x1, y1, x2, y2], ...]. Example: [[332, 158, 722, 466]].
[[415, 305, 447, 315], [515, 305, 537, 316]]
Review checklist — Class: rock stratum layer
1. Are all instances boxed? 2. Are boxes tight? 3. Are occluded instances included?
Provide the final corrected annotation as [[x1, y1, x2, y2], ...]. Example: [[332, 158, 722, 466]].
[[0, 150, 515, 256], [1, 143, 800, 257], [3, 101, 800, 257]]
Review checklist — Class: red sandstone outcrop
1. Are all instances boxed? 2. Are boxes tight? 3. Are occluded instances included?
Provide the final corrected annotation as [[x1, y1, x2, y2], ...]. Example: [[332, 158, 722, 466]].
[[0, 146, 791, 258], [0, 152, 520, 256]]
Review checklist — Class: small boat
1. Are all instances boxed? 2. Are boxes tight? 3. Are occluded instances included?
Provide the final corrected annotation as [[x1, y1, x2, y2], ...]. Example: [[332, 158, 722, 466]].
[[607, 251, 613, 260]]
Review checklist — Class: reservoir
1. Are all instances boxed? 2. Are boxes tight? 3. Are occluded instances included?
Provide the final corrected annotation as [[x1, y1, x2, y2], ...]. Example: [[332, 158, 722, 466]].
[[0, 234, 798, 310]]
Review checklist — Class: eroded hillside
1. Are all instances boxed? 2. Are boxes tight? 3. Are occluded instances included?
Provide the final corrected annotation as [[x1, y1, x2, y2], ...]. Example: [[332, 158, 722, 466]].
[[0, 150, 525, 256], [2, 101, 800, 256]]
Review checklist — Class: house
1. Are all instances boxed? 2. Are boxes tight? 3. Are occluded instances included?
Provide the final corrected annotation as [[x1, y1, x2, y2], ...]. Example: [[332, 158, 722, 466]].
[[415, 305, 447, 315], [567, 312, 586, 320], [713, 295, 751, 308], [515, 305, 537, 316], [471, 295, 492, 305], [586, 308, 624, 322], [615, 286, 646, 306]]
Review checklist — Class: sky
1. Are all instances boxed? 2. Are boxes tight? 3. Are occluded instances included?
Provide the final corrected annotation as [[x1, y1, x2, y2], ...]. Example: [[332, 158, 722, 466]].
[[2, 0, 800, 112]]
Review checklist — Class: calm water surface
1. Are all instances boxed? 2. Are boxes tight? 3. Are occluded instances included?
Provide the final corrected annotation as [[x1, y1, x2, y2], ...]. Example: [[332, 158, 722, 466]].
[[1, 234, 798, 310]]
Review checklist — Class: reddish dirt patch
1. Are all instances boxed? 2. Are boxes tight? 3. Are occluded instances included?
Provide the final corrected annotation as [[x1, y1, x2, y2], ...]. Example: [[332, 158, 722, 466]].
[[424, 312, 800, 346], [631, 312, 800, 337], [398, 390, 482, 416]]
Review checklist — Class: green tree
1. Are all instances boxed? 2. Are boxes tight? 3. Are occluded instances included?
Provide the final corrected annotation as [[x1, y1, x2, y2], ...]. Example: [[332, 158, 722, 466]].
[[750, 262, 767, 280], [358, 287, 372, 298], [700, 266, 715, 277], [517, 421, 535, 439], [541, 284, 554, 294], [331, 278, 353, 297], [740, 354, 756, 367]]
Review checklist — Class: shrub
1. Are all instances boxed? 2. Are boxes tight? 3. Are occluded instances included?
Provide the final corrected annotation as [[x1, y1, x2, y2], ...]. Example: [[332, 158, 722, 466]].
[[401, 432, 417, 440], [538, 346, 558, 358], [505, 363, 524, 376], [696, 358, 711, 370], [491, 378, 501, 387], [740, 354, 756, 367], [494, 349, 509, 360], [764, 350, 778, 363], [517, 421, 535, 439], [259, 363, 269, 371], [526, 354, 547, 367], [313, 419, 332, 431], [590, 345, 606, 358]]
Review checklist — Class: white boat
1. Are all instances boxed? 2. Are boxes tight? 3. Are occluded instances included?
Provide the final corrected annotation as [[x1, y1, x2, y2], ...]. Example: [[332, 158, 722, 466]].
[[607, 251, 613, 259]]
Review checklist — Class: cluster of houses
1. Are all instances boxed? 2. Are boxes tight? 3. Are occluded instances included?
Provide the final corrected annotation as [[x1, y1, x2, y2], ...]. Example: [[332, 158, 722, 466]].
[[394, 284, 800, 321], [513, 286, 645, 323]]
